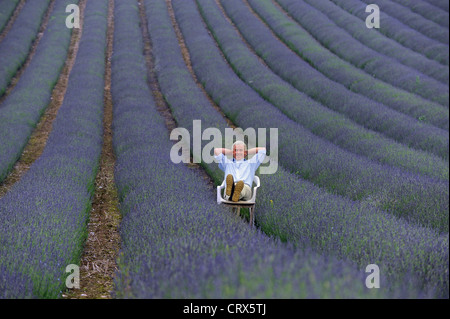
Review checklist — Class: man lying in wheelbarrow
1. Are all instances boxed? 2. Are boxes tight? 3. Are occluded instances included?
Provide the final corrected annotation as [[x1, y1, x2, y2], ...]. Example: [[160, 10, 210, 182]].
[[214, 141, 266, 202]]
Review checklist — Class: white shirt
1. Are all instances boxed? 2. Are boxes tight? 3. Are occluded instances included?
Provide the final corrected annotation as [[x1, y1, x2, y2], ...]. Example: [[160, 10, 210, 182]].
[[214, 149, 266, 187]]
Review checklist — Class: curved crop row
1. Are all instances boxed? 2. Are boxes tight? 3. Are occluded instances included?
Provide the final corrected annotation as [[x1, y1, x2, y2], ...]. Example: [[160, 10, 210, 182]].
[[359, 0, 448, 44], [0, 0, 77, 184], [0, 0, 108, 298], [293, 0, 449, 85], [0, 0, 21, 34], [110, 0, 392, 299], [175, 0, 449, 233], [391, 0, 448, 27], [195, 0, 448, 182], [330, 0, 449, 65], [0, 0, 51, 97], [220, 0, 449, 158], [147, 0, 448, 297], [261, 0, 449, 109]]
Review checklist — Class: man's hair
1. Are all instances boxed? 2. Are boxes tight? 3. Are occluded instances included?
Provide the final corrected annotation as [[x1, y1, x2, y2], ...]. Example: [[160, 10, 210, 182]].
[[232, 140, 247, 151]]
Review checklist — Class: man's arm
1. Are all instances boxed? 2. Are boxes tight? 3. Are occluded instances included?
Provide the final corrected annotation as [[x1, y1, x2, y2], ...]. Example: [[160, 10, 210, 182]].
[[247, 147, 266, 155], [214, 148, 233, 156]]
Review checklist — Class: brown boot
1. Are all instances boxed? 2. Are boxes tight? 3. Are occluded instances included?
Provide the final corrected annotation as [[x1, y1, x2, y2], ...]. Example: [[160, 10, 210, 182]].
[[232, 181, 244, 202], [225, 174, 234, 199]]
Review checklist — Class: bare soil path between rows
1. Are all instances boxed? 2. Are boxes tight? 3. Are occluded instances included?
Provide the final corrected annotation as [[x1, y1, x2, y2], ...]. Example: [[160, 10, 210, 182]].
[[63, 0, 121, 299]]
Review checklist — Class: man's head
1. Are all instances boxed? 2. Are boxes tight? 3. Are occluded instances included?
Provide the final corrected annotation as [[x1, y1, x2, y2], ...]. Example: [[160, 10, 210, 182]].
[[232, 141, 247, 161]]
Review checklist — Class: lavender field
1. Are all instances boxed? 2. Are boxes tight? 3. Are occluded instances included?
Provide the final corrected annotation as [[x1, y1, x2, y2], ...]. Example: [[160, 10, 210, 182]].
[[0, 0, 448, 300]]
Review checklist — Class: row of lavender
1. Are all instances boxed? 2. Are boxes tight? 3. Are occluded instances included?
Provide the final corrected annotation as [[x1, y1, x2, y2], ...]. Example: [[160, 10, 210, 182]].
[[219, 0, 449, 158], [0, 0, 51, 97], [112, 0, 409, 298], [390, 0, 448, 27], [173, 0, 448, 233], [359, 0, 448, 44], [253, 0, 449, 111], [424, 0, 449, 13], [0, 0, 76, 184], [0, 0, 108, 298], [0, 0, 20, 33], [144, 0, 448, 297], [195, 0, 448, 182], [300, 0, 449, 85], [330, 0, 449, 65]]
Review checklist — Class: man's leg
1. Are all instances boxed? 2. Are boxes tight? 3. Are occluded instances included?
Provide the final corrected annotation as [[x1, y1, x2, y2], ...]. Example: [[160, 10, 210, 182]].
[[239, 184, 252, 201], [231, 181, 244, 202], [231, 181, 252, 202]]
